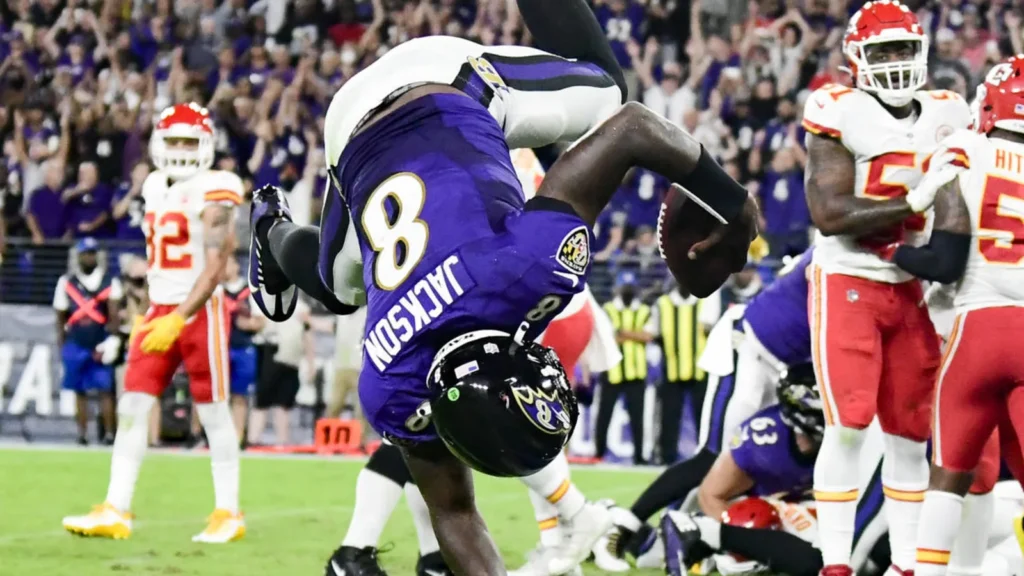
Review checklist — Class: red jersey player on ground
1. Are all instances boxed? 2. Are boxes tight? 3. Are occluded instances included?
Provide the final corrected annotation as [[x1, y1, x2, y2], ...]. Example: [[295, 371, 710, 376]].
[[63, 103, 246, 544], [800, 2, 972, 575], [901, 55, 1024, 576]]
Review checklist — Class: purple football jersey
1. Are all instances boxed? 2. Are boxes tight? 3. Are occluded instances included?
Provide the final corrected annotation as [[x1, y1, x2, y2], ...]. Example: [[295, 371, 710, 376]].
[[327, 93, 589, 444], [729, 405, 815, 497], [741, 248, 813, 366]]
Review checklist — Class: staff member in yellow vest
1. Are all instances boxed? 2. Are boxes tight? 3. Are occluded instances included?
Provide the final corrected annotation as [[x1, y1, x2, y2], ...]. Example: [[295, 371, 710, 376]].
[[598, 271, 653, 465], [647, 281, 721, 464]]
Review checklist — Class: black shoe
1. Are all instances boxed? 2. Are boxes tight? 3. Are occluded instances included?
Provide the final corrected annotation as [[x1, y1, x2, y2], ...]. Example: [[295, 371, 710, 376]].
[[77, 436, 88, 446], [102, 434, 115, 446], [325, 545, 387, 576], [248, 184, 297, 321], [660, 511, 713, 576], [415, 551, 453, 576]]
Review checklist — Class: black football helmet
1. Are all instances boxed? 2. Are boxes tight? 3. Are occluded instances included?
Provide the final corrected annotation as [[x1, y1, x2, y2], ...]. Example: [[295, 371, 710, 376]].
[[426, 329, 579, 477], [777, 363, 825, 442]]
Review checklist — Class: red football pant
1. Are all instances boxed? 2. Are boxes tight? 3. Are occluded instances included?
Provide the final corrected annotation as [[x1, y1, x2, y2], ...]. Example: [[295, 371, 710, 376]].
[[809, 267, 940, 440], [933, 307, 1024, 481], [124, 295, 231, 404], [539, 302, 595, 381]]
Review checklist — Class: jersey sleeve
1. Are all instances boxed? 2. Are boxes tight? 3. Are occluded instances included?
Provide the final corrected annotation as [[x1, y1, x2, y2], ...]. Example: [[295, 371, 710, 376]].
[[801, 84, 848, 142], [52, 275, 69, 311], [201, 172, 245, 207]]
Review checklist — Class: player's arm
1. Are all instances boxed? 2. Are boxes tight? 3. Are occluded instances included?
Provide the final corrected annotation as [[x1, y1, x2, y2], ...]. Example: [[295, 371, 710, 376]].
[[696, 449, 755, 519], [536, 102, 756, 241], [892, 178, 971, 284], [177, 204, 236, 319], [804, 134, 919, 237]]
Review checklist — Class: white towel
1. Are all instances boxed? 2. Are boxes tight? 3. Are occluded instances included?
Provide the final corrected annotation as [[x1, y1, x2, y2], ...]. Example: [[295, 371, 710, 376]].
[[697, 304, 747, 377]]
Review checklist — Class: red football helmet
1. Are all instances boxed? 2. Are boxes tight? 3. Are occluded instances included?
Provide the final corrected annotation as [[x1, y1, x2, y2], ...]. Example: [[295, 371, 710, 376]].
[[843, 0, 928, 107], [713, 498, 782, 575], [972, 55, 1024, 136], [150, 102, 215, 179]]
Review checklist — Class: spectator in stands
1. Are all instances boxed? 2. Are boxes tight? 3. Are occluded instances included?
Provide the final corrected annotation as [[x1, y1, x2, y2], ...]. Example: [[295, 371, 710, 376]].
[[25, 159, 67, 244], [930, 27, 972, 96], [630, 37, 696, 126], [53, 238, 121, 446], [598, 272, 653, 465], [64, 161, 113, 239], [759, 142, 811, 260], [110, 161, 149, 265]]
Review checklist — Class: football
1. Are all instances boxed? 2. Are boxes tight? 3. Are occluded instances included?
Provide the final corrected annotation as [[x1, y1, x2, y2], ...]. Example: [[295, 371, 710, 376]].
[[657, 184, 749, 298]]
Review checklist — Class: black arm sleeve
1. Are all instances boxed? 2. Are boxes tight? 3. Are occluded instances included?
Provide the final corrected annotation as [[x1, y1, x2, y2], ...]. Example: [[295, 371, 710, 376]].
[[891, 230, 970, 284], [267, 221, 360, 316], [719, 524, 824, 576], [515, 0, 627, 103]]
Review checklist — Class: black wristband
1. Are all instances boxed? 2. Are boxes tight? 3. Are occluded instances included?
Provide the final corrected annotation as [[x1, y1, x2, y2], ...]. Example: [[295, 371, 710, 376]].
[[677, 146, 748, 224]]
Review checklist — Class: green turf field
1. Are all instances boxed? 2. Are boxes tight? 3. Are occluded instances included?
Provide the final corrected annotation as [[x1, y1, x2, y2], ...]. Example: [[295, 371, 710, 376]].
[[0, 447, 670, 575]]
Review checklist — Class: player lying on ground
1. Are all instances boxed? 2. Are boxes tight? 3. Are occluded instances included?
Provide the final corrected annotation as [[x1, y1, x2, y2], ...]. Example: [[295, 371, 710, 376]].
[[64, 103, 245, 543], [663, 478, 1024, 576], [597, 250, 813, 569], [247, 1, 757, 574], [891, 55, 1024, 576]]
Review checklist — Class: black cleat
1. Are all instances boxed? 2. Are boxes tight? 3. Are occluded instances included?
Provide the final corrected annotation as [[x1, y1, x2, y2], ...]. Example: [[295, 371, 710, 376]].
[[660, 511, 713, 576], [415, 551, 454, 576], [248, 184, 298, 321], [325, 545, 387, 576]]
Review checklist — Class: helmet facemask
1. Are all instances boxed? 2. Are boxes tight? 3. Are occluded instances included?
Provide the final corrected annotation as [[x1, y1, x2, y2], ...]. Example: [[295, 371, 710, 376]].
[[150, 131, 214, 180], [846, 36, 928, 107]]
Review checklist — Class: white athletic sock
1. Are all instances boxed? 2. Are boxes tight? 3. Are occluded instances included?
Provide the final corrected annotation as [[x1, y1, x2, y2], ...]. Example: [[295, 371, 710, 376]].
[[948, 491, 994, 576], [404, 483, 439, 556], [341, 468, 403, 549], [105, 392, 155, 512], [528, 488, 563, 547], [692, 514, 722, 549], [883, 434, 929, 571], [915, 490, 964, 575], [196, 401, 241, 514], [519, 452, 585, 521], [814, 425, 867, 567]]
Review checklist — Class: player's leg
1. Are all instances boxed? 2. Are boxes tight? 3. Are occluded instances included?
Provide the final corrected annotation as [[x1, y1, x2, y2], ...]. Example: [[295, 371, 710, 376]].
[[946, 433, 998, 576], [916, 311, 1002, 575], [401, 440, 504, 576], [809, 267, 885, 573], [326, 441, 410, 575], [61, 342, 91, 443], [228, 346, 256, 442], [180, 295, 244, 543], [62, 307, 180, 537], [515, 452, 613, 575]]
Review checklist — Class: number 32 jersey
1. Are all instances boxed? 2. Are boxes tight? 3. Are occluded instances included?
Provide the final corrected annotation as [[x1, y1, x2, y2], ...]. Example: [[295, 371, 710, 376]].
[[940, 129, 1024, 313], [141, 169, 243, 305], [802, 85, 972, 283]]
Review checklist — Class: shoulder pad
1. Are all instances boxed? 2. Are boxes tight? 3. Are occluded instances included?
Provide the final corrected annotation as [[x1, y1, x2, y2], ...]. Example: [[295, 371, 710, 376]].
[[802, 84, 864, 141]]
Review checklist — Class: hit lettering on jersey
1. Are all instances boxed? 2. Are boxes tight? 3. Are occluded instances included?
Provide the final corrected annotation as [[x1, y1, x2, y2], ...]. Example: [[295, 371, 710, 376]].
[[142, 169, 243, 304], [802, 85, 972, 283]]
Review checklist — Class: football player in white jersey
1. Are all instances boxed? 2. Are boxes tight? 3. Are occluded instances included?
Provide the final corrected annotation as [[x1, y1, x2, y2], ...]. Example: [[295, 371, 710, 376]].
[[893, 54, 1024, 576], [63, 103, 246, 543], [799, 2, 972, 573]]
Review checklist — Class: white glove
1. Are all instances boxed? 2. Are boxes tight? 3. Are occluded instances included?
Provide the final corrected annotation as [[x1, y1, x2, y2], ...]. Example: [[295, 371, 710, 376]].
[[905, 149, 965, 213], [96, 335, 122, 365]]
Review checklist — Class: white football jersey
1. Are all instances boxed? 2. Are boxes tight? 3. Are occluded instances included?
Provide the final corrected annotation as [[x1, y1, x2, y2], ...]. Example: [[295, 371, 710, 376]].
[[938, 129, 1024, 313], [141, 169, 243, 305], [802, 85, 972, 283]]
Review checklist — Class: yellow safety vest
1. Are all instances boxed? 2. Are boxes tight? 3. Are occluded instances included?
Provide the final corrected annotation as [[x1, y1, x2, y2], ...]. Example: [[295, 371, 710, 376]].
[[657, 294, 707, 382], [603, 301, 650, 384]]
